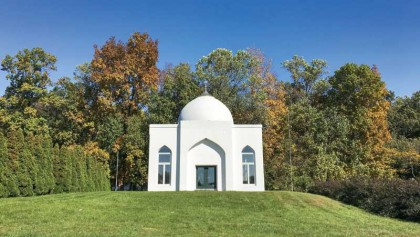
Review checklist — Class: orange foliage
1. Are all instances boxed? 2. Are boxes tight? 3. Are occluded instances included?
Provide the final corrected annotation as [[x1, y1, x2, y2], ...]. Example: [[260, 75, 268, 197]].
[[90, 32, 159, 118]]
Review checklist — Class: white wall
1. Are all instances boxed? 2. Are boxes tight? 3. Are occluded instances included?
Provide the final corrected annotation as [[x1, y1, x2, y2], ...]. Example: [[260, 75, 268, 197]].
[[148, 122, 265, 192], [178, 120, 233, 191], [148, 124, 178, 191], [232, 125, 265, 191]]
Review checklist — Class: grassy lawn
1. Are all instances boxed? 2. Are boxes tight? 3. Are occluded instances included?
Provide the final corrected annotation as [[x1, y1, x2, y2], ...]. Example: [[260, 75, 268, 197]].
[[0, 191, 419, 237]]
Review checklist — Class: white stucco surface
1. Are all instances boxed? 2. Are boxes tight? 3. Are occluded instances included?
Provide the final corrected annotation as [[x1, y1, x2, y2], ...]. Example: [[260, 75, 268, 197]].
[[148, 94, 264, 191], [178, 94, 234, 122]]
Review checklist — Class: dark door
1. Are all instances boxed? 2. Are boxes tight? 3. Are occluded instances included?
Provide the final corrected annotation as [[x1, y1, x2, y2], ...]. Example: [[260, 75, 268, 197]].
[[196, 166, 217, 190]]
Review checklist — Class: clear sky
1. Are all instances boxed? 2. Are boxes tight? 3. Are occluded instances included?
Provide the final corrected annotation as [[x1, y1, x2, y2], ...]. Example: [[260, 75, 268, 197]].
[[1, 0, 419, 97]]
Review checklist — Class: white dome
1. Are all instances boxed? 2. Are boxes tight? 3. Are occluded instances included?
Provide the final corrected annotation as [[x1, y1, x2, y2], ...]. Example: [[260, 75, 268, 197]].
[[178, 94, 233, 122]]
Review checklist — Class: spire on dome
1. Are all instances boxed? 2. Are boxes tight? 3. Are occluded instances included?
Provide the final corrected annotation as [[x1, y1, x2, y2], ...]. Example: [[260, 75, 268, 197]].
[[202, 80, 210, 96]]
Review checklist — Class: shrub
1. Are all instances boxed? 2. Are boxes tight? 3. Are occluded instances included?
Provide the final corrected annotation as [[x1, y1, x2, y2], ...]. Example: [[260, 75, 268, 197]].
[[309, 177, 420, 222]]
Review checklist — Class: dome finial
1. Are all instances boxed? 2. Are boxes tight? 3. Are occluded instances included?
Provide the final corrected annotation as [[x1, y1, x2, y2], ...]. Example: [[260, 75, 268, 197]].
[[202, 80, 210, 96]]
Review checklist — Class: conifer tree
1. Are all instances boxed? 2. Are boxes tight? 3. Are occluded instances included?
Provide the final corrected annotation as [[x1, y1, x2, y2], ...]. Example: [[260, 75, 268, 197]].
[[7, 129, 34, 196], [26, 133, 43, 195], [53, 145, 72, 193], [75, 146, 88, 192], [85, 153, 95, 191], [42, 135, 55, 193], [0, 132, 9, 197], [0, 132, 19, 197], [67, 147, 78, 192]]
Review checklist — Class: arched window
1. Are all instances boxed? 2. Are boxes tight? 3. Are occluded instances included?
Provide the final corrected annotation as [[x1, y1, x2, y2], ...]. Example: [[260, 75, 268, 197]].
[[158, 146, 171, 184], [242, 146, 255, 184]]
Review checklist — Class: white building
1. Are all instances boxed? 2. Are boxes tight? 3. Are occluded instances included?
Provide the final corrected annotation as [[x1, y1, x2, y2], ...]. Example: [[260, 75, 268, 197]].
[[147, 92, 264, 191]]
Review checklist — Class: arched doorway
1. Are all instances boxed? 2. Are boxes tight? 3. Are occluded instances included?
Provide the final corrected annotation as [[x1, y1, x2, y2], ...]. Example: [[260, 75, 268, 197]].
[[187, 139, 225, 191]]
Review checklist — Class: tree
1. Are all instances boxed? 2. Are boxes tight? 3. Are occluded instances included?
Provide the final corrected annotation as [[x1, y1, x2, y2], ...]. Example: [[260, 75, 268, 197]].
[[1, 48, 56, 109], [0, 48, 55, 134], [83, 142, 110, 191], [90, 32, 159, 120], [196, 48, 267, 124], [41, 134, 55, 193], [88, 32, 159, 188], [281, 55, 327, 101], [0, 132, 10, 197], [327, 64, 392, 176], [26, 133, 43, 195], [121, 114, 149, 189], [38, 76, 94, 146], [52, 144, 71, 193], [96, 115, 124, 153], [388, 91, 420, 139], [387, 137, 420, 182], [262, 75, 288, 190], [7, 129, 33, 196], [96, 115, 124, 188], [148, 63, 200, 124]]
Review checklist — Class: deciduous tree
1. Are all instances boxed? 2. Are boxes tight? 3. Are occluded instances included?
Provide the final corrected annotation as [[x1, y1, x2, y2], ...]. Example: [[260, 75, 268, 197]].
[[327, 64, 392, 176]]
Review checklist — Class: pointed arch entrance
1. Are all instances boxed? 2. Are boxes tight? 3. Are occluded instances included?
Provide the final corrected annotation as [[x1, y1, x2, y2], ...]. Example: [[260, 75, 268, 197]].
[[187, 139, 226, 191]]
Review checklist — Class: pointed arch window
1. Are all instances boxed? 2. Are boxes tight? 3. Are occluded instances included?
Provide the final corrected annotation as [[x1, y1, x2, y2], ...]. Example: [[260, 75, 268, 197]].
[[242, 146, 255, 184], [158, 146, 171, 184]]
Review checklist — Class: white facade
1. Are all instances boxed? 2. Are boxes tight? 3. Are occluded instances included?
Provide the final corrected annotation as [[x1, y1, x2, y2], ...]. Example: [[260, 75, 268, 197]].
[[148, 93, 264, 191]]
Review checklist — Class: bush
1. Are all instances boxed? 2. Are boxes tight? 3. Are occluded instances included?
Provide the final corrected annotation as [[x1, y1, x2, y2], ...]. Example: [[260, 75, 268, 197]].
[[309, 177, 420, 222]]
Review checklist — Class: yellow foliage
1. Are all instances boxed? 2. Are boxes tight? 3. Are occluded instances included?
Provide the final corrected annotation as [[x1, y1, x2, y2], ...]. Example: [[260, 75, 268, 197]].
[[83, 141, 109, 162], [262, 74, 288, 167]]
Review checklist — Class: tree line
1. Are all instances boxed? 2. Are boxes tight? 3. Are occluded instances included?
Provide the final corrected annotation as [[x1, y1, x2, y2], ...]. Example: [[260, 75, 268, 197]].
[[0, 32, 419, 193], [0, 130, 109, 197]]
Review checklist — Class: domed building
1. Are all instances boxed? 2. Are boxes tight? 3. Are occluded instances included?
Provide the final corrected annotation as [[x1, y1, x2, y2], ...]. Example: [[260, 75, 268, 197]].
[[148, 92, 264, 191]]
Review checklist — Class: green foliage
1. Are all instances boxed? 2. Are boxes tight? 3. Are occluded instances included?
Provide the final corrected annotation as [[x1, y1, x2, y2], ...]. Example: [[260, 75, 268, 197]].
[[326, 63, 391, 176], [1, 48, 56, 109], [39, 76, 94, 146], [388, 91, 420, 138], [148, 63, 200, 124], [387, 137, 420, 182], [7, 129, 33, 196], [0, 42, 406, 194], [282, 55, 327, 98], [310, 177, 420, 222], [196, 48, 267, 124], [52, 144, 71, 193], [0, 131, 19, 197], [42, 135, 55, 193], [0, 48, 55, 134], [96, 115, 124, 152], [122, 114, 149, 188], [286, 98, 348, 190], [0, 130, 109, 197], [0, 132, 9, 197]]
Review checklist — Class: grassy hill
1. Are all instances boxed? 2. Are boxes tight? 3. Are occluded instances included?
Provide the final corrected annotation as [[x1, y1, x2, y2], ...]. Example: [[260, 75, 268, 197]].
[[0, 191, 419, 237]]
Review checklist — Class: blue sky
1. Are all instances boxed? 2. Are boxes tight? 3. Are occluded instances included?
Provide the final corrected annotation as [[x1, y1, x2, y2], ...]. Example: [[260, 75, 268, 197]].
[[1, 0, 419, 97]]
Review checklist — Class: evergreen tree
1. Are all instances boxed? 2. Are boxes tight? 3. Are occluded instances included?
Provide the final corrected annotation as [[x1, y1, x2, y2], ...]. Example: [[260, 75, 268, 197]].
[[42, 135, 55, 193], [75, 146, 88, 192], [7, 129, 34, 196], [0, 132, 19, 197], [0, 132, 9, 197], [85, 152, 95, 191], [67, 147, 79, 192], [26, 133, 43, 195], [52, 145, 71, 193]]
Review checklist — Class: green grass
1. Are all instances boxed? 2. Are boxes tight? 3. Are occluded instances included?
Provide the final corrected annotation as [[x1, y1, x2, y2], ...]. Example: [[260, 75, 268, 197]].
[[0, 191, 419, 237]]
